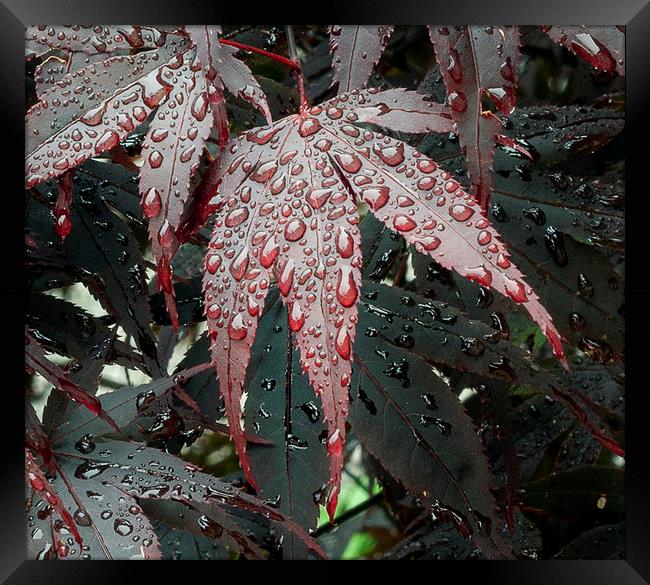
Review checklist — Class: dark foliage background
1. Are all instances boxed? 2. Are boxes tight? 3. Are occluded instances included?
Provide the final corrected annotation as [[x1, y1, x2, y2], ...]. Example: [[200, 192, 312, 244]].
[[25, 25, 624, 560]]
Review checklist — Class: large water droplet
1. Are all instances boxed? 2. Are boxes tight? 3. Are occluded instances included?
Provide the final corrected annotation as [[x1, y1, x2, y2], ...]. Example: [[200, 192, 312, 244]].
[[571, 33, 616, 73], [373, 143, 405, 166], [336, 266, 358, 307], [306, 188, 332, 209], [326, 429, 344, 456], [336, 227, 355, 258], [465, 265, 493, 287], [278, 260, 295, 296], [447, 46, 463, 83], [289, 302, 305, 332], [148, 150, 164, 169], [449, 91, 467, 113], [141, 187, 161, 219], [298, 117, 321, 137], [393, 214, 416, 232], [227, 313, 247, 340], [335, 327, 352, 360], [229, 247, 249, 281], [251, 161, 277, 183], [284, 218, 307, 242], [259, 236, 279, 269], [361, 186, 390, 211], [113, 518, 133, 536], [333, 151, 362, 173], [449, 204, 474, 222], [225, 207, 249, 228]]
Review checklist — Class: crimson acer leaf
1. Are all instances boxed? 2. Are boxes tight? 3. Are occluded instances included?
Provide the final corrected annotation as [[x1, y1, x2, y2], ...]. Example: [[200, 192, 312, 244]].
[[202, 85, 566, 521], [25, 24, 626, 560], [25, 26, 271, 328], [413, 105, 625, 355], [328, 25, 394, 92], [542, 26, 625, 77], [428, 25, 520, 211], [328, 25, 522, 211]]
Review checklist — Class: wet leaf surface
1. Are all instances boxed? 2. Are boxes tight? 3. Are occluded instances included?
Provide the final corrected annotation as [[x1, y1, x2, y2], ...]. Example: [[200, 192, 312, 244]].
[[24, 25, 626, 561]]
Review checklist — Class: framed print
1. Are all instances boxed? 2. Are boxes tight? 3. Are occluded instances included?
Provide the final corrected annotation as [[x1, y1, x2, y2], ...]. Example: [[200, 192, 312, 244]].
[[4, 0, 648, 579]]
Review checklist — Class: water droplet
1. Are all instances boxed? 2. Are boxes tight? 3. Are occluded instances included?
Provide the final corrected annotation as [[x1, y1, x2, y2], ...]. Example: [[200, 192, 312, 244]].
[[373, 143, 405, 166], [326, 429, 344, 457], [73, 461, 110, 480], [75, 434, 96, 454], [420, 415, 452, 436], [298, 117, 321, 137], [284, 218, 306, 242], [504, 277, 528, 303], [577, 273, 594, 297], [229, 247, 249, 281], [191, 93, 209, 121], [417, 177, 436, 190], [141, 187, 161, 218], [284, 432, 308, 451], [449, 91, 467, 112], [113, 518, 133, 536], [333, 152, 361, 173], [297, 401, 320, 423], [394, 334, 414, 349], [306, 188, 332, 209], [225, 207, 249, 228], [383, 359, 410, 387], [259, 236, 279, 269], [477, 230, 492, 246], [362, 186, 390, 211], [335, 327, 352, 359], [136, 389, 156, 413], [258, 378, 276, 395], [569, 312, 586, 331], [447, 46, 463, 83], [73, 509, 92, 527], [421, 392, 438, 410], [148, 150, 163, 169], [449, 204, 474, 222], [56, 212, 72, 240], [486, 86, 516, 115], [251, 161, 277, 183], [571, 33, 616, 72], [393, 214, 416, 232], [205, 253, 222, 275], [500, 57, 514, 82], [523, 206, 546, 226], [460, 336, 485, 356], [544, 226, 568, 266], [158, 220, 174, 248], [278, 260, 295, 296], [288, 302, 305, 332], [490, 202, 509, 223], [227, 313, 247, 340], [464, 264, 492, 287], [336, 266, 358, 307], [417, 159, 437, 173]]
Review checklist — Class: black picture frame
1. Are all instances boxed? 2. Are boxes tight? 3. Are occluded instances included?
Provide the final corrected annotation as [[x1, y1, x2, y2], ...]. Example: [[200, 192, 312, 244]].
[[5, 0, 648, 578]]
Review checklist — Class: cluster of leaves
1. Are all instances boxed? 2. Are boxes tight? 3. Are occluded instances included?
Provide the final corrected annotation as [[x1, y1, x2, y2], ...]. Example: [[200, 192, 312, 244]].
[[25, 25, 624, 559]]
